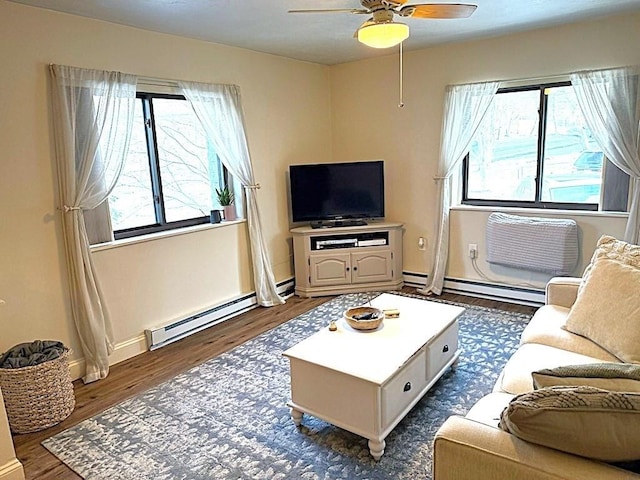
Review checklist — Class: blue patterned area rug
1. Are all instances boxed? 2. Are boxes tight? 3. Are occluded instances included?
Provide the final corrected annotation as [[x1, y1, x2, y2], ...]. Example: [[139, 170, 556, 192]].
[[43, 292, 532, 480]]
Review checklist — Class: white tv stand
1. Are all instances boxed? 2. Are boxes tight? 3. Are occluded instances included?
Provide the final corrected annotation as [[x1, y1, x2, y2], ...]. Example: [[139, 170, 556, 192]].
[[291, 222, 404, 297]]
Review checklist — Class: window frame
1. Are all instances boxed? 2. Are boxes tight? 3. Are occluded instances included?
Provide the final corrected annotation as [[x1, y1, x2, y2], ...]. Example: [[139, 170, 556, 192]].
[[113, 92, 231, 240], [461, 81, 599, 212]]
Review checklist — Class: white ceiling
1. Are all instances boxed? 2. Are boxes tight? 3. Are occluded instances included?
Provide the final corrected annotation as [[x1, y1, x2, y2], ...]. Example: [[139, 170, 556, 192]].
[[8, 0, 640, 65]]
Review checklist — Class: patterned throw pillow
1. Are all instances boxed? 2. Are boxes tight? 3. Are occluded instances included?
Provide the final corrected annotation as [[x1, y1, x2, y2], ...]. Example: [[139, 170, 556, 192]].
[[499, 386, 640, 462], [532, 363, 640, 392], [580, 235, 640, 294], [564, 258, 640, 363]]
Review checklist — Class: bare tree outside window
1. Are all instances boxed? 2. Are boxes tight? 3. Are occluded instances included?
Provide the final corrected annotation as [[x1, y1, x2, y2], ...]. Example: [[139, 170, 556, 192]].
[[109, 94, 229, 238]]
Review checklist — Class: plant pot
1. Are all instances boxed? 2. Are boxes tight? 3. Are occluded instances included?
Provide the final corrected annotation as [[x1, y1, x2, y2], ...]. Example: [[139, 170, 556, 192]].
[[210, 210, 222, 223], [223, 205, 236, 221]]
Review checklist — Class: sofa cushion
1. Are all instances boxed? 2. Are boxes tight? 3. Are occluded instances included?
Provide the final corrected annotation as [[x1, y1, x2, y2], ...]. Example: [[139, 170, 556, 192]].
[[532, 363, 640, 392], [564, 258, 640, 363], [519, 305, 618, 361], [498, 343, 605, 395], [499, 386, 640, 462]]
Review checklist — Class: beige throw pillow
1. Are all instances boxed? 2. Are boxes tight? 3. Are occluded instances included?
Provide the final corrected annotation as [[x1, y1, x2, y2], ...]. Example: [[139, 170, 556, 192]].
[[564, 258, 640, 363], [532, 363, 640, 392], [580, 235, 640, 295], [499, 386, 640, 462]]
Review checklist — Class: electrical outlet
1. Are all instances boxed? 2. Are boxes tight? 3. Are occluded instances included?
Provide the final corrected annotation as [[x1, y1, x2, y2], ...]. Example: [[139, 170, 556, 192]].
[[468, 243, 478, 259]]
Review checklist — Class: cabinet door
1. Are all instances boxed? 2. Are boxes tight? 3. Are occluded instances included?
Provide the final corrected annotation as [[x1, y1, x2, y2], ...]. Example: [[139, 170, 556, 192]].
[[351, 250, 393, 284], [310, 252, 351, 287]]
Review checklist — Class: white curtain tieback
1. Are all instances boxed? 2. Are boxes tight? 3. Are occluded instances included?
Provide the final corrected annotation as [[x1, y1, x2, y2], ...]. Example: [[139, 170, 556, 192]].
[[63, 205, 82, 212], [244, 183, 261, 190]]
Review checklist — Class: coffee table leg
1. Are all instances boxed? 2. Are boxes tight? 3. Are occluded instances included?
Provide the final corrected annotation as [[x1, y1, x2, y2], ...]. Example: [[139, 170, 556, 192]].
[[290, 407, 303, 426], [368, 438, 386, 460]]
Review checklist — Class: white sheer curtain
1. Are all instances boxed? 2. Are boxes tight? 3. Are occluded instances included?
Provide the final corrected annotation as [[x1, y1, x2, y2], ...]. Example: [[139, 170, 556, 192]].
[[418, 81, 499, 296], [571, 67, 640, 244], [49, 64, 137, 383], [178, 81, 284, 307]]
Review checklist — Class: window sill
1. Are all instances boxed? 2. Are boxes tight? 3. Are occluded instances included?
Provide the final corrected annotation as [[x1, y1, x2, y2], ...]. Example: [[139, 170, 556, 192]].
[[451, 204, 629, 219], [90, 219, 246, 253]]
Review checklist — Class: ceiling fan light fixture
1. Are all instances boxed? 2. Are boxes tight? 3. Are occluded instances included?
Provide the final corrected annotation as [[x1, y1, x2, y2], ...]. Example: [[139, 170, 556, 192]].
[[357, 22, 409, 49]]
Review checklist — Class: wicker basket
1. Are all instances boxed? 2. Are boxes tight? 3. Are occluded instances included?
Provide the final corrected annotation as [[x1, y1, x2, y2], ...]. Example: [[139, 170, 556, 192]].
[[0, 349, 75, 434]]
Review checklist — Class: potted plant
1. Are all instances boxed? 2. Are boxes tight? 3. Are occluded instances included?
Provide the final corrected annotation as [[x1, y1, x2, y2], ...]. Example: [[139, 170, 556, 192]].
[[216, 186, 236, 221]]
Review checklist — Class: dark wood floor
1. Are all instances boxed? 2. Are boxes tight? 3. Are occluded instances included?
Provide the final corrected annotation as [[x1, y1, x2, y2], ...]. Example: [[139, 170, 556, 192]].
[[11, 287, 537, 480]]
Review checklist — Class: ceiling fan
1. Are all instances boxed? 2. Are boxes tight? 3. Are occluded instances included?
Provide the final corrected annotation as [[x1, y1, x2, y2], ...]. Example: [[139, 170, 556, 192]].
[[289, 1, 477, 48]]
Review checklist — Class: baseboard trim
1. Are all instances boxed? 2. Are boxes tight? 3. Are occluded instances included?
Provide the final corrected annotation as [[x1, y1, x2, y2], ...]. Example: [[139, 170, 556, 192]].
[[68, 278, 296, 381], [0, 459, 25, 480], [68, 335, 148, 382], [403, 271, 544, 307]]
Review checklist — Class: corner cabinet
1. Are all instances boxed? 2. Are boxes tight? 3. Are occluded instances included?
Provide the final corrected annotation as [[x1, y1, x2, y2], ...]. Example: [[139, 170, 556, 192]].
[[291, 222, 404, 297]]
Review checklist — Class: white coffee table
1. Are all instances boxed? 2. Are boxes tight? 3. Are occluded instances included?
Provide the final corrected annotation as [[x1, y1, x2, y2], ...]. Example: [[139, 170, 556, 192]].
[[283, 293, 464, 460]]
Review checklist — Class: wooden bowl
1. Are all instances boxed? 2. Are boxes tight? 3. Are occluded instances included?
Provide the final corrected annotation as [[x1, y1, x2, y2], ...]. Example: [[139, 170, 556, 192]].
[[344, 306, 383, 331]]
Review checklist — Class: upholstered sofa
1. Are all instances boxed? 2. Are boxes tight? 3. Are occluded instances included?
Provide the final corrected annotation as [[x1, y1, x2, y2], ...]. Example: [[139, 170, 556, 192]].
[[433, 235, 640, 480]]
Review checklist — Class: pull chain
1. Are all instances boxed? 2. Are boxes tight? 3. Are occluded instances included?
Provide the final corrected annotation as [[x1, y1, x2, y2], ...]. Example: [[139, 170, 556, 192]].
[[398, 41, 404, 108]]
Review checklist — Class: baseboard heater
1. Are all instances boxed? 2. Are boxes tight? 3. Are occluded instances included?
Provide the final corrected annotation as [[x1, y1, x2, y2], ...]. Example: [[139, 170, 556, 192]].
[[402, 271, 545, 307], [145, 278, 295, 350], [486, 212, 579, 275]]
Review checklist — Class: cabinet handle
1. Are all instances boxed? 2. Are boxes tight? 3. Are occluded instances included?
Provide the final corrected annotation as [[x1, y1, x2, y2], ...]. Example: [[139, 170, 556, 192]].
[[442, 344, 449, 353], [346, 267, 350, 271], [403, 382, 412, 392], [353, 266, 358, 271]]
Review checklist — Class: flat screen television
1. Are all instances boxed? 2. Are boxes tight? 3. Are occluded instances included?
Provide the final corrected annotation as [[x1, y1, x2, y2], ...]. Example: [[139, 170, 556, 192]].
[[289, 160, 385, 227]]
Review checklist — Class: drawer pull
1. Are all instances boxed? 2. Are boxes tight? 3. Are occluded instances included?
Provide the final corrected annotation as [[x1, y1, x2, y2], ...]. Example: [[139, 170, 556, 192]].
[[403, 382, 412, 392], [442, 344, 449, 353]]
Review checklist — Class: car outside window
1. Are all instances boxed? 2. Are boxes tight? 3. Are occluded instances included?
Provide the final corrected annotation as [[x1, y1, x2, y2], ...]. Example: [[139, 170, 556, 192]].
[[108, 93, 233, 239]]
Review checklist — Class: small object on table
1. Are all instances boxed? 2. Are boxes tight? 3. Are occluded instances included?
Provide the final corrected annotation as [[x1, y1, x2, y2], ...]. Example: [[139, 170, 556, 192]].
[[383, 308, 400, 318], [353, 312, 379, 320], [329, 320, 337, 331]]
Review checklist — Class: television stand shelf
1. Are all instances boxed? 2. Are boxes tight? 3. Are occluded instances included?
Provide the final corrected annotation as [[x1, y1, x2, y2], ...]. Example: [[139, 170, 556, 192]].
[[291, 222, 404, 298]]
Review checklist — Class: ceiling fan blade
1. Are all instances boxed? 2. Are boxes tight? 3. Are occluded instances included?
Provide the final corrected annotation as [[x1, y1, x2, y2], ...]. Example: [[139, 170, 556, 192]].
[[288, 8, 370, 14], [398, 3, 477, 19]]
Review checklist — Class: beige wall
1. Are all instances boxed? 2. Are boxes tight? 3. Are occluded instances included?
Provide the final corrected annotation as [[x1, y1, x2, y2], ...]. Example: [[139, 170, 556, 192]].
[[0, 2, 332, 377], [330, 12, 638, 289], [2, 1, 639, 380]]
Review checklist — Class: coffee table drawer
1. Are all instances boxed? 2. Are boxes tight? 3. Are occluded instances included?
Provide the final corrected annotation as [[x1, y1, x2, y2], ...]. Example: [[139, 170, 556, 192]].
[[381, 348, 427, 428], [427, 321, 458, 381]]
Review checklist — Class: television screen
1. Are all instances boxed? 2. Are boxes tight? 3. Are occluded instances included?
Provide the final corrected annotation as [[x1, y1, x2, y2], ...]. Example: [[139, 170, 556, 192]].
[[289, 161, 385, 224]]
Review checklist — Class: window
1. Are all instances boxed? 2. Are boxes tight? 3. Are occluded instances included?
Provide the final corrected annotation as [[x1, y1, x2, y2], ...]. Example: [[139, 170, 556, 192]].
[[462, 82, 628, 211], [109, 93, 232, 239]]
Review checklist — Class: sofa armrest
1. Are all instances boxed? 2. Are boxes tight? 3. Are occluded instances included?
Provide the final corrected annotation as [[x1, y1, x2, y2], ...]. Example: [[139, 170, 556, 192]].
[[545, 276, 581, 308], [433, 416, 636, 480]]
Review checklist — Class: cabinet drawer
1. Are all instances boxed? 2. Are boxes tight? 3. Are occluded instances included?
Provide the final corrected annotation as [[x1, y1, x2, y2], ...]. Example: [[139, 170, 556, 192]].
[[381, 348, 427, 429], [426, 321, 458, 381]]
